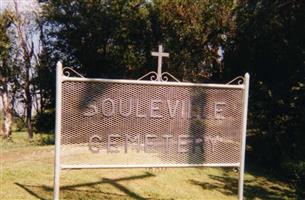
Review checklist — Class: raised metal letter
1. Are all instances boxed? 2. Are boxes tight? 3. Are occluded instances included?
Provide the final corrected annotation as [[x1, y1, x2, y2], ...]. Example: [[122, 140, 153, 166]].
[[89, 135, 102, 153], [107, 134, 121, 153], [145, 134, 157, 153]]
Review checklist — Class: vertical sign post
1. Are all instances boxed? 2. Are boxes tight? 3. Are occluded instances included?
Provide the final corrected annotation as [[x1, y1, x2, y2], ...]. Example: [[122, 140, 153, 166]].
[[54, 61, 62, 200], [238, 73, 250, 200]]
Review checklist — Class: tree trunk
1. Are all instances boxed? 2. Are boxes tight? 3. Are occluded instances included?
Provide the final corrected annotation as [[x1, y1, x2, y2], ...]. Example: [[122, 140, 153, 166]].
[[0, 83, 13, 138], [25, 66, 33, 140]]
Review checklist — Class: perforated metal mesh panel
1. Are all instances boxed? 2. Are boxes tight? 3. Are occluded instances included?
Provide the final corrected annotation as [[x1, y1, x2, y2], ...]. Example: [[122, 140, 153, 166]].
[[60, 80, 244, 166]]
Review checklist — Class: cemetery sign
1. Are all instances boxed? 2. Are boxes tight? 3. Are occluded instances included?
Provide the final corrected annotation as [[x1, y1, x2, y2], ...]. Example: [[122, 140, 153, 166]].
[[53, 45, 250, 200]]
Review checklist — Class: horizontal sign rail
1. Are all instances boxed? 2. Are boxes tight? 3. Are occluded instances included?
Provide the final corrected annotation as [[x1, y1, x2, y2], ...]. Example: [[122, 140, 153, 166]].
[[61, 163, 240, 169], [63, 76, 245, 89]]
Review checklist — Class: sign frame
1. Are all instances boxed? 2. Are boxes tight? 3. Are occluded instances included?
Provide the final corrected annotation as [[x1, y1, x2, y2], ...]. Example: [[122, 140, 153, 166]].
[[53, 61, 250, 200]]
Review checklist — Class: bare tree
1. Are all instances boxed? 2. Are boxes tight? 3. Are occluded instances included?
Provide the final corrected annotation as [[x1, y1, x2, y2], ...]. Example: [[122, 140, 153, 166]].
[[12, 0, 38, 139]]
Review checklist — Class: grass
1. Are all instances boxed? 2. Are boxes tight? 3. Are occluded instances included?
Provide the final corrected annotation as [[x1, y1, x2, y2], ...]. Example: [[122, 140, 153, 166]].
[[1, 132, 295, 200]]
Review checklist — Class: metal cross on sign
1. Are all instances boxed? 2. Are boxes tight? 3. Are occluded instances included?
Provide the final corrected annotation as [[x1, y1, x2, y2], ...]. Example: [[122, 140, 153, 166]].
[[151, 45, 169, 81]]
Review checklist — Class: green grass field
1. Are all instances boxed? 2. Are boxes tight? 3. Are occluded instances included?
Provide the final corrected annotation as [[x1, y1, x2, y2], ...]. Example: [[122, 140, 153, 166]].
[[1, 132, 295, 200]]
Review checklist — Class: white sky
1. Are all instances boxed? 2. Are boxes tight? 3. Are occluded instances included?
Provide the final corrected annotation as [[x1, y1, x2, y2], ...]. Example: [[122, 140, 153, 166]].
[[0, 0, 39, 12]]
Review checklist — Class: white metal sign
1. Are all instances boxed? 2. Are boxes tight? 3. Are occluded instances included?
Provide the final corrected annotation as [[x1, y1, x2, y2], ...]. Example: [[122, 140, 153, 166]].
[[53, 45, 250, 200]]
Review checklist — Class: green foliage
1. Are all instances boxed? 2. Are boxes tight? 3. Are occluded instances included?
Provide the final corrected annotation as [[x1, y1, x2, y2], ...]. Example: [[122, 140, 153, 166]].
[[152, 0, 234, 81], [14, 118, 26, 132], [42, 0, 234, 81], [0, 9, 18, 85], [283, 161, 305, 198], [32, 48, 56, 110], [42, 0, 151, 78], [224, 0, 305, 197], [0, 10, 12, 61], [33, 110, 55, 133]]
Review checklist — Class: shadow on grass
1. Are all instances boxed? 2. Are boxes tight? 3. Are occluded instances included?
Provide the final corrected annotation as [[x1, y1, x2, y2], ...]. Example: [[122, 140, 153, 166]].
[[189, 168, 295, 200], [15, 172, 165, 200]]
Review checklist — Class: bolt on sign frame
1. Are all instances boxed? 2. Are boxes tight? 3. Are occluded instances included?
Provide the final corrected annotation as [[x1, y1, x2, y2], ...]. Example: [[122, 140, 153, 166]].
[[53, 60, 249, 200]]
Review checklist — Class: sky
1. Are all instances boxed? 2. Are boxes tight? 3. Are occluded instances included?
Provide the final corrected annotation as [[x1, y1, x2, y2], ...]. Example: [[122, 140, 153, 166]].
[[0, 0, 39, 12]]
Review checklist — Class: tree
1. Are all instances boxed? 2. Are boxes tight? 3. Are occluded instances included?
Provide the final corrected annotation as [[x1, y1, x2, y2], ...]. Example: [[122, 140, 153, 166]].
[[0, 10, 17, 138], [148, 0, 235, 82], [224, 0, 305, 197], [11, 0, 39, 139], [42, 0, 235, 82], [42, 0, 150, 78]]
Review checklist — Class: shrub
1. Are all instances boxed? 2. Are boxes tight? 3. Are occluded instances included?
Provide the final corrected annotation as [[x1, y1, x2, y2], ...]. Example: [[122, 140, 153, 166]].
[[33, 110, 55, 133], [15, 118, 26, 131]]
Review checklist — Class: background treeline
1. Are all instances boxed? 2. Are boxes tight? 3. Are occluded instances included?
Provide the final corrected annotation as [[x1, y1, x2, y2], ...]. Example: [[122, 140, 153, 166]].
[[0, 0, 304, 197]]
